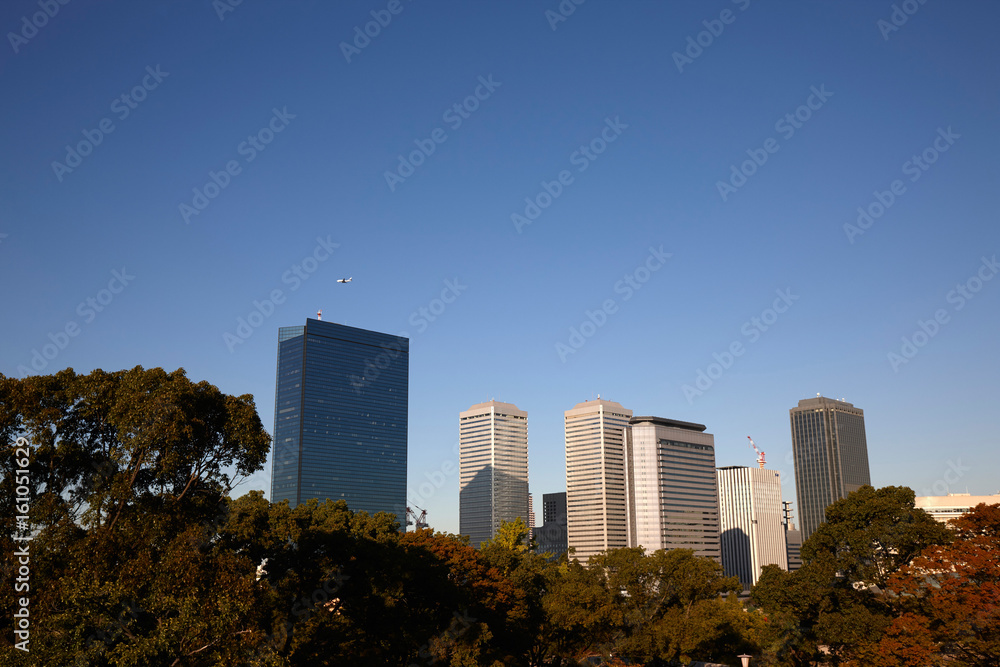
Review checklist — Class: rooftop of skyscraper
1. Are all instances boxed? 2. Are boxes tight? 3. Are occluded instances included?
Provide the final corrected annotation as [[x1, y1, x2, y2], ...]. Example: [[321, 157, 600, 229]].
[[629, 415, 707, 432]]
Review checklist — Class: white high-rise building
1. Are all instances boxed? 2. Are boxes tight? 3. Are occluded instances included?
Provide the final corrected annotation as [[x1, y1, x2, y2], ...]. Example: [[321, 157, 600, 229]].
[[565, 398, 633, 564], [625, 416, 722, 562], [459, 400, 529, 548], [716, 466, 788, 589]]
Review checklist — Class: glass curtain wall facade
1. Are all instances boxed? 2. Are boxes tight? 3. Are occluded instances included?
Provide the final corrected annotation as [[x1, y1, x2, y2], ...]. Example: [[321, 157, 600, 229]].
[[271, 319, 408, 526], [789, 396, 870, 542], [458, 400, 529, 548]]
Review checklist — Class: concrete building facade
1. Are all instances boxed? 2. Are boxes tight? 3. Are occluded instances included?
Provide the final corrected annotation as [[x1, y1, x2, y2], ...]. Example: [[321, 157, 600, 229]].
[[565, 399, 633, 564], [716, 466, 788, 589], [785, 524, 803, 572], [782, 501, 802, 572], [536, 491, 568, 558], [625, 416, 722, 562], [914, 493, 1000, 525]]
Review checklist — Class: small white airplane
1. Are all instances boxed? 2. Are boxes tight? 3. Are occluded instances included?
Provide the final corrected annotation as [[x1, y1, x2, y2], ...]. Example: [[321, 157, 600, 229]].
[[337, 277, 353, 283]]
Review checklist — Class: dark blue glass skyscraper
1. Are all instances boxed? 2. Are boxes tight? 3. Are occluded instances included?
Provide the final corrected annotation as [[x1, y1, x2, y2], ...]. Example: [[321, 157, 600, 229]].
[[271, 318, 408, 525]]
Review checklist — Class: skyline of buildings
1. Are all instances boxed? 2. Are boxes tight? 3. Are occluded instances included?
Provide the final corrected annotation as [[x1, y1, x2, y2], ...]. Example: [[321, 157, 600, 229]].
[[270, 318, 409, 525], [263, 323, 987, 572], [458, 400, 530, 547], [789, 396, 872, 542]]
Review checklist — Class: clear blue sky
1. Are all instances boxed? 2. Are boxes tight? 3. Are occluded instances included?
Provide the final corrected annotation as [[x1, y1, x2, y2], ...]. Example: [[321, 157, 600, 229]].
[[2, 1, 998, 534]]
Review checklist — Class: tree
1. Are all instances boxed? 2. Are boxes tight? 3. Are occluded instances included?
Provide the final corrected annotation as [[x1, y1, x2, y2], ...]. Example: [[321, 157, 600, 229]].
[[750, 564, 827, 666], [481, 516, 530, 555], [878, 502, 1000, 666], [540, 559, 617, 663], [751, 485, 953, 665], [0, 367, 274, 666], [586, 547, 749, 666], [802, 485, 952, 589]]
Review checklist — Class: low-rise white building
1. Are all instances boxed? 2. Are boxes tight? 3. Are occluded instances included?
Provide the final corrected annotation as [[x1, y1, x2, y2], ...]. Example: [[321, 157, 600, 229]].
[[914, 492, 1000, 525]]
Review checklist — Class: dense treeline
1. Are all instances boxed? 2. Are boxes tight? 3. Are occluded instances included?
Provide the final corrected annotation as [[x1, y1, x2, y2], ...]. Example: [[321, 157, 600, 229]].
[[1, 368, 997, 666]]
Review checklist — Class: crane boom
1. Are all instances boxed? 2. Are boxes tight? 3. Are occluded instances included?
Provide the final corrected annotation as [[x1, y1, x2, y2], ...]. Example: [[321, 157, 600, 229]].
[[747, 436, 766, 468], [406, 505, 428, 530]]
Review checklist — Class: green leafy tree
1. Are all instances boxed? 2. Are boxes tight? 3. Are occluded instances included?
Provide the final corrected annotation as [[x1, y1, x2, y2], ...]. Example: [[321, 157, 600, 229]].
[[802, 485, 952, 589], [751, 485, 953, 666], [479, 518, 552, 665], [586, 547, 749, 666], [751, 564, 827, 666], [0, 367, 273, 666], [540, 559, 618, 664]]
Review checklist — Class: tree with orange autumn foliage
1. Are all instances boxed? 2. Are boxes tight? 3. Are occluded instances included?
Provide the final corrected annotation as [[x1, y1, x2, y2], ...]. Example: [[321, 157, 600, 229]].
[[877, 502, 1000, 667]]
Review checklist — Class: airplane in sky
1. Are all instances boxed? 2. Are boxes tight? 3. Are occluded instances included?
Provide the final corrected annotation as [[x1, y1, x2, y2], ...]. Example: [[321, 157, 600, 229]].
[[337, 277, 352, 283]]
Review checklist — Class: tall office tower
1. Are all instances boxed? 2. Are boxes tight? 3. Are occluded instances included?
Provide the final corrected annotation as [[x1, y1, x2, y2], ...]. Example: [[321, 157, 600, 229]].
[[537, 492, 568, 558], [271, 319, 408, 525], [625, 416, 721, 562], [716, 466, 788, 590], [789, 396, 871, 542], [459, 400, 529, 548], [565, 399, 633, 564]]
